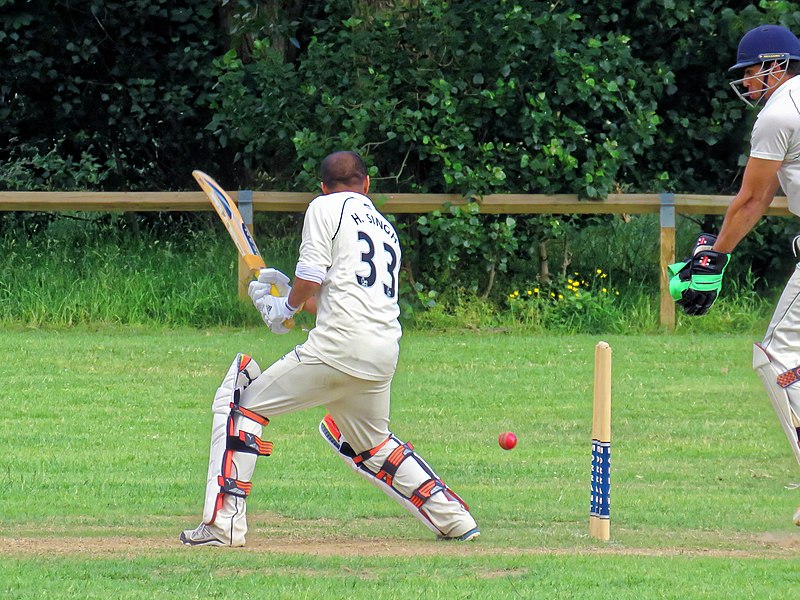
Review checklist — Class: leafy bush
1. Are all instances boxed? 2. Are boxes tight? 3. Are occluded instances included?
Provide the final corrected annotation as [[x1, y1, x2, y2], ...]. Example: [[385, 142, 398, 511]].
[[0, 0, 225, 191], [0, 141, 111, 191], [211, 1, 673, 198]]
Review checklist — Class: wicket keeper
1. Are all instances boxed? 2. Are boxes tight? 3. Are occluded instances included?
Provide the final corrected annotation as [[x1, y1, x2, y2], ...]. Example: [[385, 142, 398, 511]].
[[670, 24, 800, 525]]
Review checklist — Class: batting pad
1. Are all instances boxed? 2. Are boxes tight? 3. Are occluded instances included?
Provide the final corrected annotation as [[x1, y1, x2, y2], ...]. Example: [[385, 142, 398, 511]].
[[202, 354, 270, 546], [753, 343, 800, 466], [319, 414, 478, 539]]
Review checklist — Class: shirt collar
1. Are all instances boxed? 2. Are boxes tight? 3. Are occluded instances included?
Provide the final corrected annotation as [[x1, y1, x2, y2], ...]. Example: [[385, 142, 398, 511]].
[[764, 74, 800, 107]]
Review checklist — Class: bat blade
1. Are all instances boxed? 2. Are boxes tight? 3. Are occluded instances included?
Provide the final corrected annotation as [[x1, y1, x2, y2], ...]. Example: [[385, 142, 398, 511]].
[[192, 169, 294, 329], [192, 170, 263, 268]]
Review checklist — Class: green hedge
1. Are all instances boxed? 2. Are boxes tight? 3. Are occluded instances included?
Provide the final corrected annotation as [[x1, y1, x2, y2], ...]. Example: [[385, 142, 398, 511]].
[[3, 1, 799, 196]]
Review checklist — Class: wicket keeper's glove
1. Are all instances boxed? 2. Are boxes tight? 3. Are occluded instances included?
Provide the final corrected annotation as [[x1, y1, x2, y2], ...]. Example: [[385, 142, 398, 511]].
[[668, 233, 731, 317]]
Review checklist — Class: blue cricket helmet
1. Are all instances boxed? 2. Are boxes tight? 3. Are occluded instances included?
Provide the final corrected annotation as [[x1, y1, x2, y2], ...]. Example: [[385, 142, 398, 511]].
[[729, 25, 800, 71]]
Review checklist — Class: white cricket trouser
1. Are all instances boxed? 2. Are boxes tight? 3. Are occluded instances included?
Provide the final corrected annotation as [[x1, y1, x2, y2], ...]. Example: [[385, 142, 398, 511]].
[[242, 344, 392, 453], [758, 259, 800, 466], [206, 343, 475, 542]]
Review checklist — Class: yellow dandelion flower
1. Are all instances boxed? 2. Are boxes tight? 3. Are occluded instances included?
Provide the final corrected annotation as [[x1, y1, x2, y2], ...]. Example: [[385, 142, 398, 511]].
[[602, 288, 607, 293], [596, 268, 603, 274], [550, 292, 556, 297], [526, 290, 532, 296], [558, 294, 564, 300], [533, 287, 539, 293]]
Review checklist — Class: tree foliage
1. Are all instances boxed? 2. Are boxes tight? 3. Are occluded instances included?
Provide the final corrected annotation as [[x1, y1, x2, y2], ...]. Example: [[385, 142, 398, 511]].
[[0, 0, 226, 190], [4, 1, 800, 195], [208, 0, 800, 198]]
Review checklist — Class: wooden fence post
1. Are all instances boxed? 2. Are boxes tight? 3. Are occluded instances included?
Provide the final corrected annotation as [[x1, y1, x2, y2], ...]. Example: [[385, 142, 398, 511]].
[[237, 189, 254, 300], [659, 193, 676, 331]]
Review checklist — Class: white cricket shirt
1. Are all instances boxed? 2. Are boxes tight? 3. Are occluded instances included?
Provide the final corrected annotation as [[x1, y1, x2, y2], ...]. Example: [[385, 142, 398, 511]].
[[750, 74, 800, 216], [297, 191, 402, 381]]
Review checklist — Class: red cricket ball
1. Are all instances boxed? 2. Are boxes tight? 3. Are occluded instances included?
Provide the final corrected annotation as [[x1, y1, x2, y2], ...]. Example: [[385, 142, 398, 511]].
[[498, 431, 517, 450]]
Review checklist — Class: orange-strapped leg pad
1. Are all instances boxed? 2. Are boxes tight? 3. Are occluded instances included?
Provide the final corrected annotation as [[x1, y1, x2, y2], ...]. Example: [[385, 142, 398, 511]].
[[319, 414, 478, 539], [201, 353, 272, 546]]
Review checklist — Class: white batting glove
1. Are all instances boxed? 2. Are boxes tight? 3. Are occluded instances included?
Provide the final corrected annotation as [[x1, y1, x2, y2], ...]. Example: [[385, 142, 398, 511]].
[[256, 268, 291, 296], [247, 280, 272, 306], [248, 268, 292, 306], [253, 295, 298, 335]]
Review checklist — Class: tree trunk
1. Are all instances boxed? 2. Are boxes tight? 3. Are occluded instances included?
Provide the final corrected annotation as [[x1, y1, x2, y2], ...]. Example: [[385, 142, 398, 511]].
[[219, 1, 306, 64], [539, 241, 550, 284], [482, 263, 496, 299], [560, 237, 571, 279]]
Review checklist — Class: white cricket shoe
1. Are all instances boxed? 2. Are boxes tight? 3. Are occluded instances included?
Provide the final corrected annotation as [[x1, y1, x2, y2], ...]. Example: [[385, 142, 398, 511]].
[[438, 527, 480, 542], [179, 523, 227, 547], [794, 506, 800, 527]]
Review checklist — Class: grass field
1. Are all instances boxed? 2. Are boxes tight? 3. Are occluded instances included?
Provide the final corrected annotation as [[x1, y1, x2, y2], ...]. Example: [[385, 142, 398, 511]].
[[1, 326, 798, 599]]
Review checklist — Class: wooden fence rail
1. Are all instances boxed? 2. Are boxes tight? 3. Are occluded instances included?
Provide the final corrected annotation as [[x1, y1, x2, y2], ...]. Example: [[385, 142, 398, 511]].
[[1, 191, 791, 329]]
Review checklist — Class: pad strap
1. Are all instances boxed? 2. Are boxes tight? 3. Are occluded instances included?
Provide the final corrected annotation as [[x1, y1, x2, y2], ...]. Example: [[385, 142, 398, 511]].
[[410, 478, 446, 508], [778, 366, 800, 388], [375, 442, 415, 486], [353, 436, 391, 464], [218, 475, 252, 498], [226, 401, 272, 456], [229, 430, 273, 456], [230, 395, 270, 426]]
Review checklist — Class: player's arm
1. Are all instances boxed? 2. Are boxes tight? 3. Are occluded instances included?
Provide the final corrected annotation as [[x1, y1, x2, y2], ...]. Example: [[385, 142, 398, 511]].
[[288, 277, 320, 316], [669, 156, 782, 316], [290, 197, 334, 318], [714, 157, 782, 253]]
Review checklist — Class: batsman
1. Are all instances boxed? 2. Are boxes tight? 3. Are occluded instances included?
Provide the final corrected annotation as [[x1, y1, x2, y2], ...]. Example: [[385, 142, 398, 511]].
[[669, 24, 800, 526], [180, 151, 479, 546]]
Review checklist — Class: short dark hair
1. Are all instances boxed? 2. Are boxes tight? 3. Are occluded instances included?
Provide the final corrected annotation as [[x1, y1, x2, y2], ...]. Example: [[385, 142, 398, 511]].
[[320, 151, 367, 189]]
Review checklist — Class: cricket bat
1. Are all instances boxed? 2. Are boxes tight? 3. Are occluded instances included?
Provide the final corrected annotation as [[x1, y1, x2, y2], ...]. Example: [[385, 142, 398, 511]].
[[192, 169, 294, 329]]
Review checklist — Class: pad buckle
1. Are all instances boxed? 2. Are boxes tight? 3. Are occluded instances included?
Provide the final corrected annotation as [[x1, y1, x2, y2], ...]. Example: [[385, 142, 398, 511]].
[[410, 478, 446, 508], [218, 476, 252, 498]]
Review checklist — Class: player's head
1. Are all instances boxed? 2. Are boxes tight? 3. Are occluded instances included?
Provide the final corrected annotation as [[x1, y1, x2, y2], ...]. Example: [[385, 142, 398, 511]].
[[729, 25, 800, 107], [320, 151, 369, 194]]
